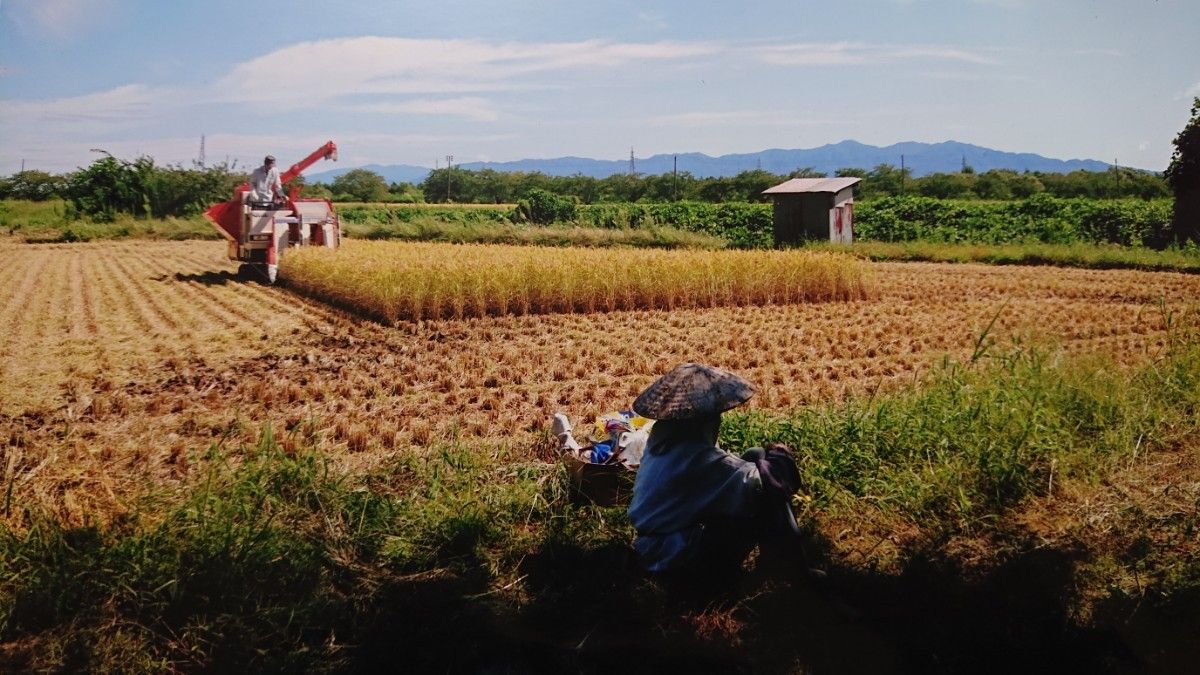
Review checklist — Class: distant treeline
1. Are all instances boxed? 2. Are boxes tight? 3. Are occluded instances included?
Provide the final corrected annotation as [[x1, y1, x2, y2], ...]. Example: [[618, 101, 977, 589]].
[[296, 163, 1170, 204], [0, 158, 1170, 219]]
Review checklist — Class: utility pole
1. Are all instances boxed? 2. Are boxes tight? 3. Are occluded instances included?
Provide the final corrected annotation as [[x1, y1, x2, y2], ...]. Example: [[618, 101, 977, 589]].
[[445, 154, 453, 203], [20, 159, 25, 172], [199, 135, 206, 168], [673, 154, 678, 201], [629, 147, 636, 177], [961, 154, 966, 172]]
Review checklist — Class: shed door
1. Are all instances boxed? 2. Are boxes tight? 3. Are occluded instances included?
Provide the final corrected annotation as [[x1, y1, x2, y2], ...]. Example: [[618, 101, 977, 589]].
[[845, 202, 854, 244], [831, 204, 854, 244]]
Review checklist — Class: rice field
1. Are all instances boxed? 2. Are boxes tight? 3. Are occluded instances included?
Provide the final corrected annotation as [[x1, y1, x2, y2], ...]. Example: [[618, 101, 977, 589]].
[[279, 240, 876, 322], [5, 239, 1200, 673], [3, 240, 1199, 527]]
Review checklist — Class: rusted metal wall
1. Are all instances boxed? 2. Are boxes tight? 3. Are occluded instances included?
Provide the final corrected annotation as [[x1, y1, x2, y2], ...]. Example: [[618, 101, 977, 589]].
[[773, 192, 850, 245]]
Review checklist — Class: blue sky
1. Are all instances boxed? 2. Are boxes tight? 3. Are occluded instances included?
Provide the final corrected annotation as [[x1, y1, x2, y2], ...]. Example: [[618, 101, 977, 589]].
[[1, 0, 1197, 175]]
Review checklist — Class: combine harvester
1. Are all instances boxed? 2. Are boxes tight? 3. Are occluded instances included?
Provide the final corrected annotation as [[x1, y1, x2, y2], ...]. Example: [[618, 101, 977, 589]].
[[204, 141, 341, 282]]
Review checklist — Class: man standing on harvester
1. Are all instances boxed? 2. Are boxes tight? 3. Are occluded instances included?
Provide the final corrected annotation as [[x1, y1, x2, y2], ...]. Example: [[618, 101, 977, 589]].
[[249, 155, 285, 205]]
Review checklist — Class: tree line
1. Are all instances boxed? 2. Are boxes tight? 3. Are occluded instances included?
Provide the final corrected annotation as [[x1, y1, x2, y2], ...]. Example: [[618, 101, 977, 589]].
[[306, 163, 1168, 204], [2, 159, 1170, 209]]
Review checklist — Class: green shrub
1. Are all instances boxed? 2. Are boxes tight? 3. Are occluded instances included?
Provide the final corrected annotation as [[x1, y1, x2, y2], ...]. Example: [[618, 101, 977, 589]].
[[66, 154, 242, 220], [576, 201, 772, 248], [0, 170, 66, 201], [513, 188, 577, 224], [854, 195, 1173, 246]]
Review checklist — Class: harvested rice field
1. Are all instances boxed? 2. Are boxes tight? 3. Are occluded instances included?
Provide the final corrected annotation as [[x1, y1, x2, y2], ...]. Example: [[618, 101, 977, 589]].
[[3, 240, 1199, 526]]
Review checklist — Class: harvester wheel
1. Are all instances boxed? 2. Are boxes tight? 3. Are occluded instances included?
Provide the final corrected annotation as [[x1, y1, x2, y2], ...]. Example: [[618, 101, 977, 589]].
[[236, 263, 255, 281]]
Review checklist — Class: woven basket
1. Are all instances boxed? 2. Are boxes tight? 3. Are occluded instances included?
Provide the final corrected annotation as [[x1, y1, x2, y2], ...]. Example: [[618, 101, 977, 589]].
[[563, 451, 637, 507]]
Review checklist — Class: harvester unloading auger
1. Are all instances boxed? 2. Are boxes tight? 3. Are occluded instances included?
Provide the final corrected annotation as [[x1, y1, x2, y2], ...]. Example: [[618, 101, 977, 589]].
[[204, 141, 341, 283]]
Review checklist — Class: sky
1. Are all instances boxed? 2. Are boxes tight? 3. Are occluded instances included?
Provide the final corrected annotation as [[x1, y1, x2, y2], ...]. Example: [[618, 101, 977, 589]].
[[1, 0, 1198, 175]]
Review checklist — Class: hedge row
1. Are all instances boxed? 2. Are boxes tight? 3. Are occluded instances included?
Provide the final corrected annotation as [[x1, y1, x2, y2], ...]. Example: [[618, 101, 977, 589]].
[[334, 197, 1174, 249], [576, 197, 1173, 248], [854, 195, 1174, 247]]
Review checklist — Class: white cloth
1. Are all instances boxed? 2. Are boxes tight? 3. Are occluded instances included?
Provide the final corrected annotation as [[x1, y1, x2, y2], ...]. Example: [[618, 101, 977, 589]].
[[249, 165, 283, 201]]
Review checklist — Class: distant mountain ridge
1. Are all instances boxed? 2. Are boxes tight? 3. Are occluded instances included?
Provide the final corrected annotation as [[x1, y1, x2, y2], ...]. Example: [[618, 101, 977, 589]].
[[307, 140, 1116, 184]]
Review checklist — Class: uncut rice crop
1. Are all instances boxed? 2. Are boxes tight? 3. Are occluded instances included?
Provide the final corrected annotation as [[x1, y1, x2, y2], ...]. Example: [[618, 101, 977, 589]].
[[279, 240, 877, 323]]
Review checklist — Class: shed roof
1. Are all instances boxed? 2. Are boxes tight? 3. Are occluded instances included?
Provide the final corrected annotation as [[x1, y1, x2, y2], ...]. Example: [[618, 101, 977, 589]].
[[762, 177, 862, 195]]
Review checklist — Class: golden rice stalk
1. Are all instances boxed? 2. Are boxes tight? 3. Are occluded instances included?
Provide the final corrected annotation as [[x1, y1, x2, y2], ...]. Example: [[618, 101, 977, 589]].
[[280, 241, 877, 323]]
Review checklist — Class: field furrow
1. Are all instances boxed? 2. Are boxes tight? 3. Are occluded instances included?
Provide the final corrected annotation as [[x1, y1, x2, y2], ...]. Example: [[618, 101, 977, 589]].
[[0, 252, 61, 398], [128, 246, 245, 334], [105, 247, 187, 335], [0, 247, 51, 342]]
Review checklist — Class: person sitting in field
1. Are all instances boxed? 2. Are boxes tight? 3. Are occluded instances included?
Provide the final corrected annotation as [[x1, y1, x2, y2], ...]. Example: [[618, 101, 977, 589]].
[[627, 363, 803, 576], [248, 154, 285, 205]]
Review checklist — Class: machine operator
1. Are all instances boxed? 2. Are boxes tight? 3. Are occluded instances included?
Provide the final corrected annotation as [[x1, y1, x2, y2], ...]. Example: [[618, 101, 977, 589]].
[[249, 155, 285, 205]]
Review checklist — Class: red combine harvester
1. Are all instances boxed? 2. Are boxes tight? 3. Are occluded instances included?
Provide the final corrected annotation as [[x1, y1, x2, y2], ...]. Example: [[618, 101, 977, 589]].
[[204, 141, 341, 282]]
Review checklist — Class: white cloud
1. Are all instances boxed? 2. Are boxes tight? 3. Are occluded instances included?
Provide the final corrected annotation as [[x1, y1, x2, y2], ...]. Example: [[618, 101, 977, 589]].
[[348, 97, 500, 122], [213, 37, 718, 106], [2, 131, 521, 174], [649, 110, 841, 127], [755, 42, 998, 67], [0, 84, 159, 128]]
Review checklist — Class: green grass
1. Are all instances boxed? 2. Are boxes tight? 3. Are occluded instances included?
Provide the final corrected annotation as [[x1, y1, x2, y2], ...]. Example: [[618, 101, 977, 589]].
[[814, 240, 1200, 274], [4, 322, 1199, 670], [342, 216, 727, 249], [0, 200, 216, 242], [0, 430, 593, 672], [721, 325, 1200, 531]]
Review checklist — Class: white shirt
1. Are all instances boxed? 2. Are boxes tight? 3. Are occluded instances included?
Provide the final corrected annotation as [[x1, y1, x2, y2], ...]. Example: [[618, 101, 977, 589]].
[[249, 165, 283, 200]]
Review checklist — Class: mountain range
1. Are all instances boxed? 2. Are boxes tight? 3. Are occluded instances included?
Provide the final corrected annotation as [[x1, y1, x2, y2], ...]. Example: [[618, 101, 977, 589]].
[[307, 140, 1115, 185]]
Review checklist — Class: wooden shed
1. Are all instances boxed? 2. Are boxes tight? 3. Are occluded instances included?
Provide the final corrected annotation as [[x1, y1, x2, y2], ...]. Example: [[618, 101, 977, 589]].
[[763, 177, 862, 246]]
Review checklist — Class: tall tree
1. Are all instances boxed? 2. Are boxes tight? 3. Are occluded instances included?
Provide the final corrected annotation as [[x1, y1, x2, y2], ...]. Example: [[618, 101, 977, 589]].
[[1166, 97, 1200, 243], [332, 169, 389, 202]]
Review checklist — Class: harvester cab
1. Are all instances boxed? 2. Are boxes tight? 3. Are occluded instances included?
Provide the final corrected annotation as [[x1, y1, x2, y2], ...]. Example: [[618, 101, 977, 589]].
[[204, 141, 341, 283]]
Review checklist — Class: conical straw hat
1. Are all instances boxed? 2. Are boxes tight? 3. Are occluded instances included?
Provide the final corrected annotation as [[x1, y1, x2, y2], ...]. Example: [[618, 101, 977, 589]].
[[632, 363, 755, 420]]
